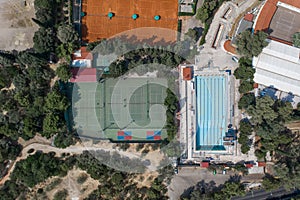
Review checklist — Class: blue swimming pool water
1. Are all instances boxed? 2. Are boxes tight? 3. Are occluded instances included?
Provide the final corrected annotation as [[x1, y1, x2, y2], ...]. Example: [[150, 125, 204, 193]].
[[195, 75, 227, 151]]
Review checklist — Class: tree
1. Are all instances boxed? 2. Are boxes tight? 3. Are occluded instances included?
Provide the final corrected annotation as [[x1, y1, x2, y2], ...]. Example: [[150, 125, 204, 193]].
[[54, 132, 75, 148], [0, 52, 15, 67], [239, 120, 252, 135], [34, 0, 54, 10], [292, 32, 300, 48], [33, 27, 54, 53], [234, 60, 255, 81], [57, 24, 79, 44], [213, 181, 245, 200], [0, 66, 19, 89], [238, 80, 253, 94], [185, 28, 198, 41], [255, 149, 266, 159], [236, 30, 269, 58], [33, 9, 54, 27], [14, 91, 31, 107], [0, 137, 22, 163], [42, 113, 61, 137], [53, 189, 68, 200], [238, 93, 255, 109], [44, 90, 70, 112], [241, 143, 250, 154], [247, 96, 277, 125], [262, 176, 281, 191], [275, 101, 293, 122], [56, 64, 72, 82], [10, 152, 68, 188], [196, 7, 209, 23]]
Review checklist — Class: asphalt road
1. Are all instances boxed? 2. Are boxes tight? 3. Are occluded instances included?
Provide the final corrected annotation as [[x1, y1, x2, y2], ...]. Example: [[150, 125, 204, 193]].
[[232, 188, 297, 200]]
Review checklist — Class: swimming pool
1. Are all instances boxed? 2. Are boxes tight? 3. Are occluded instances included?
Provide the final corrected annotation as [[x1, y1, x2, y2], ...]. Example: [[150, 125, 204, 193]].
[[195, 75, 227, 151]]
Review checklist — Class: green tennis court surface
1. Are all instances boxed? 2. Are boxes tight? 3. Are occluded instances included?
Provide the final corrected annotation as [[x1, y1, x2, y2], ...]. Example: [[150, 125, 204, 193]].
[[71, 77, 168, 141]]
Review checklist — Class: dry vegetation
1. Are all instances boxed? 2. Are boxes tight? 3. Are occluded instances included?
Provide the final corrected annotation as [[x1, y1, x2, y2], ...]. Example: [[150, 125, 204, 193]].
[[27, 168, 100, 200]]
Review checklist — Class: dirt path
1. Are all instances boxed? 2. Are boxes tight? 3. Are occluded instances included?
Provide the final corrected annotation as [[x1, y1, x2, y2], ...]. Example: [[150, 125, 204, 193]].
[[0, 139, 165, 186]]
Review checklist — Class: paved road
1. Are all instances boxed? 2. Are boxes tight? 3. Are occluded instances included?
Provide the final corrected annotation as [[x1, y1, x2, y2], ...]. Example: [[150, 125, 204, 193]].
[[168, 167, 231, 200], [195, 0, 257, 70], [232, 188, 299, 200]]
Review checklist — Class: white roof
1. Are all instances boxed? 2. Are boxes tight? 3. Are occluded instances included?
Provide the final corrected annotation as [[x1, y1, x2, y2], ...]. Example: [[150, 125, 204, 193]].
[[253, 40, 300, 96]]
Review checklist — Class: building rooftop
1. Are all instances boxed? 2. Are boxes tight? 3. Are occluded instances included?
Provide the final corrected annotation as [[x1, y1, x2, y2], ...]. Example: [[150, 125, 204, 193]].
[[70, 68, 97, 83], [253, 40, 300, 96], [72, 47, 93, 68], [244, 13, 254, 22], [182, 67, 193, 80], [72, 47, 93, 60]]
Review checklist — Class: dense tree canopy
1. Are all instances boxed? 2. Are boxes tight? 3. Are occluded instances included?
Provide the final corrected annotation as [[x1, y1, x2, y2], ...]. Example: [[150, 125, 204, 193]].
[[292, 32, 300, 48], [44, 90, 70, 112], [184, 180, 245, 200], [33, 28, 55, 54], [0, 66, 19, 89], [238, 93, 255, 110], [56, 64, 72, 82], [11, 152, 69, 187], [236, 30, 269, 58], [247, 96, 277, 125], [57, 24, 79, 44], [234, 57, 255, 81], [238, 81, 253, 94]]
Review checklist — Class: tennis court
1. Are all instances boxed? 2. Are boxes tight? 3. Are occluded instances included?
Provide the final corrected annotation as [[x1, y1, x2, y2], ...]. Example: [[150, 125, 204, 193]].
[[81, 0, 178, 42], [195, 75, 228, 151], [95, 78, 168, 141], [269, 6, 300, 43], [71, 82, 105, 138]]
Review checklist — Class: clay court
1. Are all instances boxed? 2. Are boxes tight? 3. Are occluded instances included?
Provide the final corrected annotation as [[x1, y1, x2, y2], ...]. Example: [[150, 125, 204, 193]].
[[81, 0, 178, 43], [255, 0, 300, 33], [269, 6, 300, 43]]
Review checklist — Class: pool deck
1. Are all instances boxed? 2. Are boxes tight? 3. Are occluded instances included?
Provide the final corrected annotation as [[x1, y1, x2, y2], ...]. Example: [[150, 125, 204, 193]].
[[179, 65, 235, 160]]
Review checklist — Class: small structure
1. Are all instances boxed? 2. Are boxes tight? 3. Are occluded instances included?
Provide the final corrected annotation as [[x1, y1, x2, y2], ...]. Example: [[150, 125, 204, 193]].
[[72, 47, 93, 68], [179, 4, 193, 13], [154, 15, 161, 20], [244, 13, 254, 22], [132, 14, 138, 20], [183, 67, 193, 81], [245, 163, 254, 168], [70, 68, 97, 83], [257, 162, 266, 167], [201, 161, 210, 168]]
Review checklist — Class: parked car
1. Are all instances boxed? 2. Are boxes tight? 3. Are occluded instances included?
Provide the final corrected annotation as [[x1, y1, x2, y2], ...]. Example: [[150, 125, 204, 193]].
[[174, 167, 178, 175], [232, 56, 239, 63]]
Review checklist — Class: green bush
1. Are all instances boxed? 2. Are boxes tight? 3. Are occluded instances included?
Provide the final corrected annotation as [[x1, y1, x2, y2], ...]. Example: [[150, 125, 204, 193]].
[[53, 189, 68, 200], [77, 174, 88, 184]]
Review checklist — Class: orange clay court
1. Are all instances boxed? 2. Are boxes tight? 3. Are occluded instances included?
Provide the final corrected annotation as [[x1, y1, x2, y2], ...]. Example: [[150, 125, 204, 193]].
[[81, 0, 179, 43]]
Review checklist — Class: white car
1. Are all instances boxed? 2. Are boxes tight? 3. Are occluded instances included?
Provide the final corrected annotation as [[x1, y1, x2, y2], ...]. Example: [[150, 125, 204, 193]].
[[232, 56, 239, 63]]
